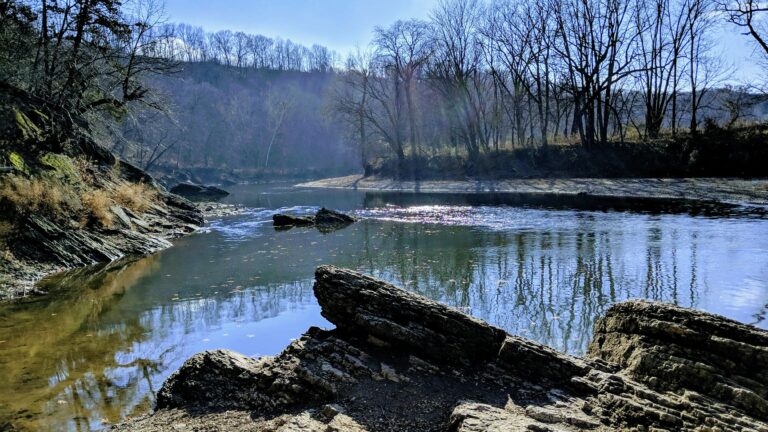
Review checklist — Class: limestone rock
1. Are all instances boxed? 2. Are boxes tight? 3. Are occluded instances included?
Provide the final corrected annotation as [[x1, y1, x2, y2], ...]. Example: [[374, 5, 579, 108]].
[[314, 265, 507, 366], [588, 300, 768, 422], [314, 207, 355, 225], [272, 213, 315, 227], [118, 267, 768, 432]]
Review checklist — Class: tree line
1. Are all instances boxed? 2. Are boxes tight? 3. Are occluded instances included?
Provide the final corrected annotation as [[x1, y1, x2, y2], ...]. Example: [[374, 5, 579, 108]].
[[3, 0, 768, 179], [157, 22, 340, 72], [0, 0, 177, 117], [333, 0, 768, 177]]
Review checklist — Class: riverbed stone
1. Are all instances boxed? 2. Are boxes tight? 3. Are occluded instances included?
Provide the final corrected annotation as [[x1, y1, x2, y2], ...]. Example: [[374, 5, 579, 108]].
[[272, 213, 315, 227], [272, 208, 356, 232], [314, 207, 355, 225], [313, 265, 507, 366]]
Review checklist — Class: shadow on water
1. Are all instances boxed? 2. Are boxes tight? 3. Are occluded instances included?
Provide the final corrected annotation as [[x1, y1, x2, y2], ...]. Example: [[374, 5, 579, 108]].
[[1, 182, 767, 430]]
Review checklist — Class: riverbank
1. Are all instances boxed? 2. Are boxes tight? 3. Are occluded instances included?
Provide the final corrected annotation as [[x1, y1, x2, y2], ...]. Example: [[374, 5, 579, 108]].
[[118, 266, 768, 431], [298, 175, 768, 205], [0, 85, 207, 301]]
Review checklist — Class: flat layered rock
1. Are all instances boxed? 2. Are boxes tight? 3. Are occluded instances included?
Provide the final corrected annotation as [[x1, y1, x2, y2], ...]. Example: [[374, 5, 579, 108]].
[[118, 266, 768, 431]]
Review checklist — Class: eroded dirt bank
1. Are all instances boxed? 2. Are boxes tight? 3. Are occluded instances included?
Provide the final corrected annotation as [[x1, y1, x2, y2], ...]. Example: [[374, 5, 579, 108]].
[[297, 175, 768, 205], [117, 266, 768, 431]]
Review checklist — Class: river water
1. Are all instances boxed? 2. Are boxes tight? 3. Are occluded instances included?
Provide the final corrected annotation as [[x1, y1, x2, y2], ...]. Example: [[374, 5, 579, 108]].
[[1, 183, 768, 431]]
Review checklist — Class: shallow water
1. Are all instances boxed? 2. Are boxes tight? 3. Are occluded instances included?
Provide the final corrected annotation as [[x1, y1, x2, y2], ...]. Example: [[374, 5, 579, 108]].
[[1, 183, 768, 431]]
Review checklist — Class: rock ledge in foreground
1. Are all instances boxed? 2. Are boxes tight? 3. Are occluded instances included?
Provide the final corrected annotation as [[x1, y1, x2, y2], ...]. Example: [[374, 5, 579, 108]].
[[119, 266, 768, 432]]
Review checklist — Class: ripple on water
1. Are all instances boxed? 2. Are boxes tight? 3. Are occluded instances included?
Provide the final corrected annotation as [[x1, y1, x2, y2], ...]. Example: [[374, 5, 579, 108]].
[[208, 206, 319, 241]]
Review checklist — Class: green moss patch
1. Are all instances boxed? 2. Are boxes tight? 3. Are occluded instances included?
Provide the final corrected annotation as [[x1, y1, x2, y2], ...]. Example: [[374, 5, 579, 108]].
[[40, 153, 80, 183], [8, 152, 28, 174], [13, 108, 42, 141]]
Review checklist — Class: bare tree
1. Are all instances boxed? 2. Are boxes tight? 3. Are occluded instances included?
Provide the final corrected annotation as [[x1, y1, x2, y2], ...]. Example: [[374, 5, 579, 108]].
[[373, 19, 433, 169], [720, 0, 768, 57], [634, 0, 690, 138], [264, 86, 294, 168], [430, 0, 491, 159], [333, 48, 374, 172], [551, 0, 643, 147]]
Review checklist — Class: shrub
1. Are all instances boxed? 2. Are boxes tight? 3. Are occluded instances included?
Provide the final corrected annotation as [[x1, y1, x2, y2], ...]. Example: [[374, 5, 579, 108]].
[[73, 157, 94, 185], [0, 175, 65, 217], [114, 182, 157, 214], [82, 189, 114, 228]]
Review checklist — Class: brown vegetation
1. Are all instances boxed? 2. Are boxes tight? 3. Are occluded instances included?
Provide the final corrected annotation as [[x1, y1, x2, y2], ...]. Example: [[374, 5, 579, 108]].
[[81, 189, 114, 228], [114, 182, 157, 214], [0, 175, 66, 217], [1, 171, 159, 229]]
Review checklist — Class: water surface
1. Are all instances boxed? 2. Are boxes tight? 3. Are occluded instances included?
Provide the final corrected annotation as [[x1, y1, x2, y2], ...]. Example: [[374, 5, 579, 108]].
[[1, 183, 767, 431]]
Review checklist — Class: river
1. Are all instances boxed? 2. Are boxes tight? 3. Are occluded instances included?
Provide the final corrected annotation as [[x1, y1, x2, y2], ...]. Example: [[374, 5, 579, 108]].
[[1, 182, 768, 431]]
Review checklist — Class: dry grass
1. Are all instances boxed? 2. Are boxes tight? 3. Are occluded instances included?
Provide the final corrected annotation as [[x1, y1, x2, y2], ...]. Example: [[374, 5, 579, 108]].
[[114, 182, 157, 214], [0, 221, 14, 248], [82, 189, 114, 228], [73, 157, 95, 186], [0, 175, 65, 217]]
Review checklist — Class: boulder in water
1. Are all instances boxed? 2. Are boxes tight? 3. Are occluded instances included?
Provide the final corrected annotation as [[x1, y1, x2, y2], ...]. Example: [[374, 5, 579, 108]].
[[272, 213, 316, 227], [315, 207, 355, 226], [272, 208, 355, 232]]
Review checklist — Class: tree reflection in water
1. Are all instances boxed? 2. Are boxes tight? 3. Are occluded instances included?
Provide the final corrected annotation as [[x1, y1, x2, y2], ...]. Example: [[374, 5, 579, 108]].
[[350, 218, 707, 355]]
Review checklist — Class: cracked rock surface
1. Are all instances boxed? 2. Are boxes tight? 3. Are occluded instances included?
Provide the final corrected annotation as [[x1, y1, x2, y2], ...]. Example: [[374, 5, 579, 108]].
[[116, 266, 768, 431]]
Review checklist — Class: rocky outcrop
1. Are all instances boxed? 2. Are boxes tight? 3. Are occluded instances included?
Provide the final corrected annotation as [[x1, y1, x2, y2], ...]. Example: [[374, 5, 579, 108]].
[[170, 183, 230, 201], [588, 301, 768, 424], [273, 208, 355, 232], [315, 207, 356, 226], [1, 184, 202, 299], [0, 84, 204, 299], [118, 266, 768, 431]]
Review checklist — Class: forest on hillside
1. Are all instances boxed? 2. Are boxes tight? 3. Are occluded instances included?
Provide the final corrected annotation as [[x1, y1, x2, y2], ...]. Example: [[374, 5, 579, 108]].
[[2, 0, 768, 180]]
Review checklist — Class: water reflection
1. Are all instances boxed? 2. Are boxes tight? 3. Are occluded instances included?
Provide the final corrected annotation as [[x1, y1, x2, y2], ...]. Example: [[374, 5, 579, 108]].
[[1, 184, 767, 431]]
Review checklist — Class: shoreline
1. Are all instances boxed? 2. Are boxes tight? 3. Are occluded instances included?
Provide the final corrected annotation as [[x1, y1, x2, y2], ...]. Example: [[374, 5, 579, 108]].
[[297, 175, 768, 206], [0, 202, 236, 303]]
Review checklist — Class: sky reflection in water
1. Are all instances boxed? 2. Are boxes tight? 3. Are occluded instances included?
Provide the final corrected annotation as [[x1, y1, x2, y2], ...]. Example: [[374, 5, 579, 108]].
[[1, 184, 767, 431]]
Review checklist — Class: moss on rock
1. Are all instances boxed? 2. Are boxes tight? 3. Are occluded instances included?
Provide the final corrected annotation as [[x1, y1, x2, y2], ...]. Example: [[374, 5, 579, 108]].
[[40, 153, 80, 184], [13, 108, 42, 141], [8, 152, 28, 174]]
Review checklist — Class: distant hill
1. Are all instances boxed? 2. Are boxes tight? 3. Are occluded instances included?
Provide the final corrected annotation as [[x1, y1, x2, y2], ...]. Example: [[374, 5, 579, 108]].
[[117, 63, 358, 180]]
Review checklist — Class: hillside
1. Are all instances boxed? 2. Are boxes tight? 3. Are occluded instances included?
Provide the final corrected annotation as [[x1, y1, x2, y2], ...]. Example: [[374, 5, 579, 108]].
[[0, 83, 203, 299], [117, 63, 359, 183]]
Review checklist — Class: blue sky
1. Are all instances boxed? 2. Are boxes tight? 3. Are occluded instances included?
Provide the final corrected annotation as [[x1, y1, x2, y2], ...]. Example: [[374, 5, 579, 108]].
[[163, 0, 761, 82], [163, 0, 436, 53]]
